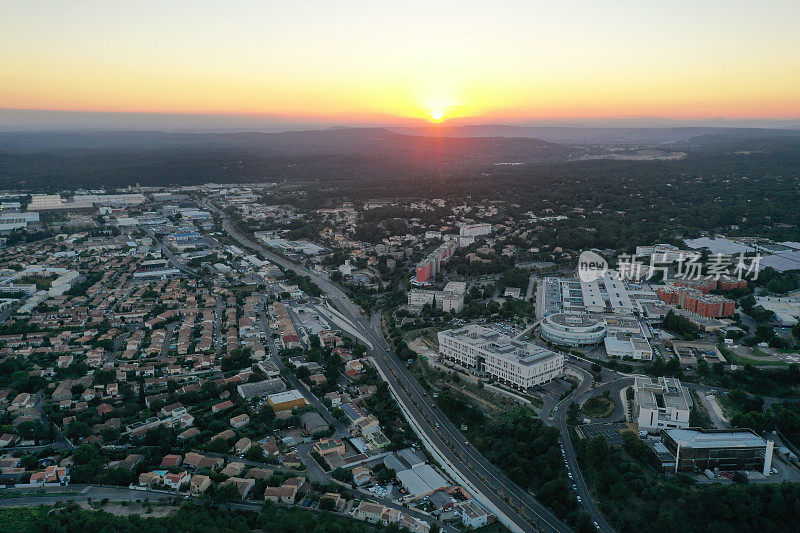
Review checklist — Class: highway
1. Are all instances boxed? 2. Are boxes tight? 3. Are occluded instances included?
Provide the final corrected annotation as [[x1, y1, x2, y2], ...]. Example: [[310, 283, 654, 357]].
[[213, 206, 572, 533]]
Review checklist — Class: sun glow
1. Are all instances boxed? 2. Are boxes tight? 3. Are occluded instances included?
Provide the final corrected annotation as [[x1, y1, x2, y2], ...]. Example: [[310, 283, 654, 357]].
[[430, 109, 445, 121]]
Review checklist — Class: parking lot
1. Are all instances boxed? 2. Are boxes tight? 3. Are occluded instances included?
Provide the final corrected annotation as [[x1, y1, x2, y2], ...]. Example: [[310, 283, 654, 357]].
[[577, 422, 630, 446]]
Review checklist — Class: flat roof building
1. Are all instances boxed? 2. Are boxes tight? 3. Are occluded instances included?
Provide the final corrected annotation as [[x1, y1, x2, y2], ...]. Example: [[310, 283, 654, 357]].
[[661, 428, 774, 475], [541, 312, 606, 347], [634, 376, 690, 433], [438, 325, 563, 390]]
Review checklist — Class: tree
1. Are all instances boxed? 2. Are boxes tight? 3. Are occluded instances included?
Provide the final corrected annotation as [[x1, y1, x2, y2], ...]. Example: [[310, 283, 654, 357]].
[[213, 483, 239, 503]]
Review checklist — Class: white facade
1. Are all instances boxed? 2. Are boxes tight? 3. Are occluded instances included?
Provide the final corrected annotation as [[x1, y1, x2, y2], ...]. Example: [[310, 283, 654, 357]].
[[407, 289, 464, 313], [540, 313, 606, 346], [459, 223, 492, 238], [604, 332, 653, 360], [438, 325, 564, 390], [634, 376, 691, 433], [580, 271, 634, 315]]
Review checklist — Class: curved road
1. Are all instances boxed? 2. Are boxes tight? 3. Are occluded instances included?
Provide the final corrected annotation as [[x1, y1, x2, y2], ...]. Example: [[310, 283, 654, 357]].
[[213, 206, 572, 533], [552, 363, 631, 533]]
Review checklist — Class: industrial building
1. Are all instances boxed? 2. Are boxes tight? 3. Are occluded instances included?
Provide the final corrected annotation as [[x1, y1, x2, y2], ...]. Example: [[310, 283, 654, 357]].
[[438, 325, 564, 390], [266, 390, 308, 412], [540, 312, 606, 346], [660, 428, 774, 475], [633, 376, 691, 433]]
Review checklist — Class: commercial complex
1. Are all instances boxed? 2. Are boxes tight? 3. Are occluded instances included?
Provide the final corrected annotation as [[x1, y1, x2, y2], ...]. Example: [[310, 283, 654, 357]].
[[438, 325, 563, 390], [633, 376, 691, 433], [540, 313, 606, 346]]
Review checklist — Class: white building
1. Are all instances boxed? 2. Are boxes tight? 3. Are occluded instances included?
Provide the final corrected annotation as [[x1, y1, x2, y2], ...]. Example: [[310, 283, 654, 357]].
[[73, 193, 146, 206], [604, 332, 653, 360], [540, 313, 606, 346], [580, 271, 634, 315], [407, 281, 467, 313], [633, 376, 691, 433], [458, 223, 492, 246], [454, 500, 491, 529], [438, 325, 564, 390], [0, 212, 39, 232], [459, 223, 492, 238]]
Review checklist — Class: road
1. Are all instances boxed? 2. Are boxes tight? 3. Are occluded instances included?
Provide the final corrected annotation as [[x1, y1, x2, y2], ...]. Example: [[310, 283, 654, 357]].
[[551, 364, 630, 533], [214, 205, 572, 533]]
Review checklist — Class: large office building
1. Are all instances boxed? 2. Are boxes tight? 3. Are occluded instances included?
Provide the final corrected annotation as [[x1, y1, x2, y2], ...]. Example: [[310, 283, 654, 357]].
[[407, 281, 467, 313], [458, 223, 492, 246], [660, 428, 774, 475], [634, 376, 691, 433], [540, 312, 606, 346], [438, 325, 563, 390]]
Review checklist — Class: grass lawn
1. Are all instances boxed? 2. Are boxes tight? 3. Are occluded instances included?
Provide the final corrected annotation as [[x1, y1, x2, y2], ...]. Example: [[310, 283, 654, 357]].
[[724, 350, 787, 367], [581, 395, 615, 418]]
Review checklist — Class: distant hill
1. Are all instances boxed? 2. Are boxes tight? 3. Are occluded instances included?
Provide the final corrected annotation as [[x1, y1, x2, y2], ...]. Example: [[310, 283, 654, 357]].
[[0, 128, 567, 164], [392, 124, 800, 145]]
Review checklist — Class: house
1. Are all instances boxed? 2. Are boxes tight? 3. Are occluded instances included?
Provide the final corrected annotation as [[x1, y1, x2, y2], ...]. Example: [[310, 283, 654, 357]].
[[230, 413, 250, 429], [183, 452, 224, 471], [212, 400, 234, 413], [163, 470, 190, 490], [220, 461, 246, 477], [234, 437, 252, 455], [138, 471, 162, 487], [354, 501, 387, 522], [177, 427, 200, 440], [29, 465, 68, 485], [455, 500, 491, 529], [314, 438, 345, 457], [221, 477, 255, 500], [283, 476, 308, 494], [258, 437, 279, 456], [321, 492, 345, 511], [352, 465, 373, 485], [0, 434, 19, 447], [244, 467, 274, 480], [264, 484, 297, 504], [160, 454, 183, 468], [212, 429, 236, 442], [190, 474, 211, 494]]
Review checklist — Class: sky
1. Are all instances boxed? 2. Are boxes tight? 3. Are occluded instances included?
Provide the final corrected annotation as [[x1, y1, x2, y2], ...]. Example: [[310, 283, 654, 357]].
[[1, 1, 799, 128]]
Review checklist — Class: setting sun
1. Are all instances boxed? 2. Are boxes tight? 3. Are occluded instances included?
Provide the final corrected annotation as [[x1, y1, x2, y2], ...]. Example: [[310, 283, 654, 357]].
[[430, 110, 445, 121]]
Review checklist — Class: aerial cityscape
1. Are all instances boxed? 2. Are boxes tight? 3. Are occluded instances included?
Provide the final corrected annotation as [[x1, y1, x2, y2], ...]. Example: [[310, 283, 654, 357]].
[[1, 2, 800, 533]]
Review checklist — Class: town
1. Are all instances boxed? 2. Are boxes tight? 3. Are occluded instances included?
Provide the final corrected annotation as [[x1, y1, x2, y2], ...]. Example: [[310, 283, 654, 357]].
[[1, 183, 800, 533]]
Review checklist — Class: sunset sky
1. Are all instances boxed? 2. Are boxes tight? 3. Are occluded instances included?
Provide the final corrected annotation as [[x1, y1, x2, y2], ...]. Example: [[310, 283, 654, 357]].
[[2, 1, 799, 125]]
